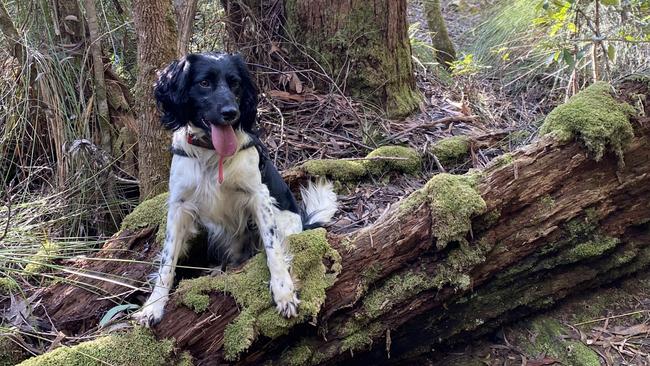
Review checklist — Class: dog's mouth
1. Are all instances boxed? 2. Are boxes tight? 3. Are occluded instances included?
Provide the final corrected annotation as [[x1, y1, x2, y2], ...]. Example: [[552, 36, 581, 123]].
[[209, 124, 238, 184]]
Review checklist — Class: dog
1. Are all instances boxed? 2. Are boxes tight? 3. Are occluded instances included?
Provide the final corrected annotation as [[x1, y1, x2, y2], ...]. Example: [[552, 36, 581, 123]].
[[132, 52, 337, 326]]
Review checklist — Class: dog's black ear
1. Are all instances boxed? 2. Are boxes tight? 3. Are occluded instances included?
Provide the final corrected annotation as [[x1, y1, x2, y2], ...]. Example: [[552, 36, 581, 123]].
[[154, 57, 192, 130], [232, 54, 258, 132]]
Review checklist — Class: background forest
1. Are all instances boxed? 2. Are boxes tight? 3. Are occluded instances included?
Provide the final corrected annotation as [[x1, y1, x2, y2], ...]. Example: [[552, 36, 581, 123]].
[[1, 0, 650, 365]]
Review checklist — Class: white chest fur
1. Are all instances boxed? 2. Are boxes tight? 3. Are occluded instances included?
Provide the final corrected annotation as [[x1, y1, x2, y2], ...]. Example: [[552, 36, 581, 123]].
[[167, 128, 270, 254]]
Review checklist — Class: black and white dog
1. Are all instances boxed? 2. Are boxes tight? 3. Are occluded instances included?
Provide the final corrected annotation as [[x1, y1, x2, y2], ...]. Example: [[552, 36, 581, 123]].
[[132, 52, 337, 326]]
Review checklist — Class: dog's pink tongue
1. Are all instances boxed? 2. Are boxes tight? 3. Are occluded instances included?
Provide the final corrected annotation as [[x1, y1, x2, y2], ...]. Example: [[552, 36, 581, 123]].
[[211, 125, 238, 184]]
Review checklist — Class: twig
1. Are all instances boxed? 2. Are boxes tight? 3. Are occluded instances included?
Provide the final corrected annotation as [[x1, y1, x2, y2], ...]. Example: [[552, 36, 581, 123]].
[[574, 310, 650, 326], [432, 155, 446, 173]]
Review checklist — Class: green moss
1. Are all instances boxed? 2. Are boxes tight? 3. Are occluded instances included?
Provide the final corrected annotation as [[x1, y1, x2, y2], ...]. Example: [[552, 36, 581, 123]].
[[540, 82, 636, 162], [24, 242, 60, 274], [17, 328, 178, 366], [514, 318, 600, 366], [280, 342, 314, 366], [340, 323, 383, 354], [120, 192, 169, 244], [301, 147, 421, 180], [364, 145, 422, 175], [0, 278, 18, 294], [491, 153, 514, 168], [509, 130, 531, 146], [565, 235, 619, 262], [432, 239, 494, 290], [361, 271, 428, 319], [176, 229, 340, 361], [473, 209, 501, 233], [359, 239, 492, 325], [539, 194, 555, 210], [301, 160, 367, 181], [400, 173, 486, 248], [430, 136, 470, 166], [341, 238, 356, 253], [1, 334, 27, 366], [177, 352, 194, 366]]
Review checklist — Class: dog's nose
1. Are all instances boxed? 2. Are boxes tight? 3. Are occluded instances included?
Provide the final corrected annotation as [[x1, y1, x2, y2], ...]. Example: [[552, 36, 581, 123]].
[[221, 106, 240, 123]]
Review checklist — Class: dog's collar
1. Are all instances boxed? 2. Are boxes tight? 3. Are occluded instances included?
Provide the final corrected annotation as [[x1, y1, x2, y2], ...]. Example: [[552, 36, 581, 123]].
[[186, 133, 214, 150], [170, 132, 256, 157]]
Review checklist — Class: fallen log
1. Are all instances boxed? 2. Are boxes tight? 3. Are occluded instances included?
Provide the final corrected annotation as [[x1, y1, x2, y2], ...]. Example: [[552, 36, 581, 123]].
[[27, 79, 650, 365]]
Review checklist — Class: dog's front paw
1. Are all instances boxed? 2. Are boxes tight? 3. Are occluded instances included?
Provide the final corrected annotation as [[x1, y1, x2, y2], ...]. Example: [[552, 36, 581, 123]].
[[132, 301, 166, 327], [270, 274, 299, 318]]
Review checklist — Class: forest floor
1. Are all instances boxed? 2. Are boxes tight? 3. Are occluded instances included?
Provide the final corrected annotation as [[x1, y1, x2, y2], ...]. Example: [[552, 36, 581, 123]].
[[258, 0, 550, 236], [257, 1, 650, 365]]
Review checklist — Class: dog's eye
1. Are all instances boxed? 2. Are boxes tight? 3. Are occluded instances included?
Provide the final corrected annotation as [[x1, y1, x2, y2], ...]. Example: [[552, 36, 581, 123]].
[[199, 80, 210, 88]]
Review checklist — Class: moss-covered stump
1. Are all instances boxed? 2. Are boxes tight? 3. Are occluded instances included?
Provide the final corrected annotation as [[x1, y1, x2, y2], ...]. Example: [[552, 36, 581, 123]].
[[17, 328, 188, 366], [430, 136, 470, 167]]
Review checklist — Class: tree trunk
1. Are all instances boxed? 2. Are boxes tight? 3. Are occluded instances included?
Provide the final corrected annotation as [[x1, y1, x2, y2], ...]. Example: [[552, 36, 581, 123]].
[[423, 0, 456, 67], [0, 1, 23, 63], [27, 80, 650, 365], [173, 0, 198, 56], [132, 0, 178, 199], [54, 0, 84, 44], [222, 0, 421, 118], [84, 0, 113, 153]]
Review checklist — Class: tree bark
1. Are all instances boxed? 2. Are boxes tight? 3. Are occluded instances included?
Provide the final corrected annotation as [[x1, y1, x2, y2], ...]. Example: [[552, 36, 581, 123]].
[[221, 0, 421, 118], [53, 0, 84, 45], [173, 0, 198, 56], [132, 0, 178, 199], [31, 81, 650, 364], [0, 1, 23, 63], [84, 0, 113, 153], [423, 0, 456, 67]]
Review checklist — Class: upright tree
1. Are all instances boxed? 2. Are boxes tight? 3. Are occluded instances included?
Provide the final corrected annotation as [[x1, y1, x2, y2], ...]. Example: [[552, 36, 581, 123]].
[[132, 0, 178, 198], [222, 0, 421, 118], [173, 0, 199, 56], [84, 0, 112, 152], [0, 1, 23, 63], [423, 0, 456, 67]]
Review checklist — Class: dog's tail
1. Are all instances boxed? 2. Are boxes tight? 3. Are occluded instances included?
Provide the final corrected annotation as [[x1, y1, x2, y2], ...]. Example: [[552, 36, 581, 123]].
[[300, 178, 338, 230]]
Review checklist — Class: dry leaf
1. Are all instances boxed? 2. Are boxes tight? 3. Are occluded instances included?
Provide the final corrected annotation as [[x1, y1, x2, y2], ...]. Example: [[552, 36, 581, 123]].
[[266, 90, 306, 103], [289, 72, 303, 94]]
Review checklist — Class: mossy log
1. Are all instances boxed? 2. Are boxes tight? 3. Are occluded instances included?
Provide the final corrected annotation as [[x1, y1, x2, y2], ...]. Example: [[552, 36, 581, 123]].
[[30, 80, 650, 365]]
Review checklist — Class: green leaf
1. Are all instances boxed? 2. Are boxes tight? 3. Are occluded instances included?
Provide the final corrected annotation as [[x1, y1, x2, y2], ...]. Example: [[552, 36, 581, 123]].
[[601, 0, 619, 6], [562, 49, 576, 69], [99, 304, 140, 328], [607, 43, 616, 62], [567, 22, 578, 33]]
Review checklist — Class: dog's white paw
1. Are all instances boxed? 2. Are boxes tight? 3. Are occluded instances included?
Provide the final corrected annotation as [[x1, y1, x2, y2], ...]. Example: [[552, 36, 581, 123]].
[[132, 301, 166, 327], [270, 274, 299, 318]]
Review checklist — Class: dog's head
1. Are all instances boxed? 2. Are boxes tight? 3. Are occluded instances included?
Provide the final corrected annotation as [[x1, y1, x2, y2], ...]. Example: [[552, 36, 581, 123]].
[[154, 52, 258, 134]]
